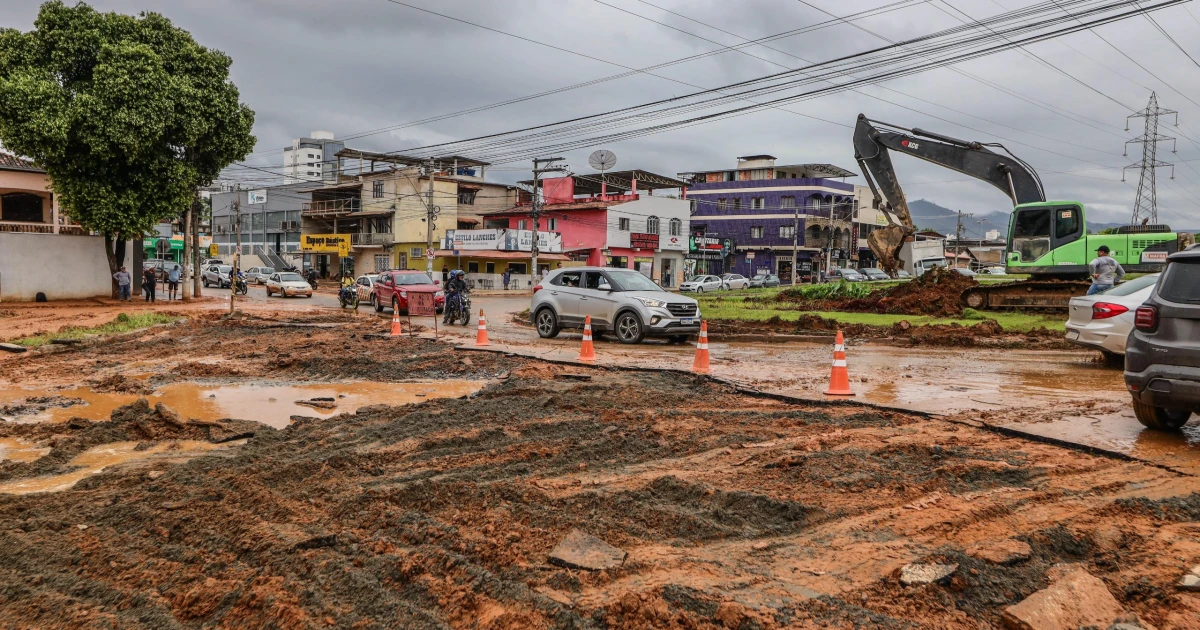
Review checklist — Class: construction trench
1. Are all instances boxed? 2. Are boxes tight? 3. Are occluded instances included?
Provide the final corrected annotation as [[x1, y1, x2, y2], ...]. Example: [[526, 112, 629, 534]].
[[0, 312, 1198, 629]]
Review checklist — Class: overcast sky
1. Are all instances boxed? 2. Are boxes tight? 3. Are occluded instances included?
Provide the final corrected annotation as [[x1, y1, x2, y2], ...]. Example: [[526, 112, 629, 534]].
[[9, 0, 1200, 233]]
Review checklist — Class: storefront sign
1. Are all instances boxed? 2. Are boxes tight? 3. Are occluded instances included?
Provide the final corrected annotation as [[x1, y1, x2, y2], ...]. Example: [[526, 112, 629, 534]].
[[630, 232, 659, 249], [508, 230, 563, 253], [662, 235, 686, 251], [445, 229, 504, 250], [635, 257, 653, 278], [301, 234, 351, 256], [745, 251, 755, 260], [688, 235, 734, 258], [247, 190, 267, 205]]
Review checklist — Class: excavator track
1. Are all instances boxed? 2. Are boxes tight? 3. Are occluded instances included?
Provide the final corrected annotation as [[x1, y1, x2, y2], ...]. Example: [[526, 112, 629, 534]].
[[962, 279, 1093, 310]]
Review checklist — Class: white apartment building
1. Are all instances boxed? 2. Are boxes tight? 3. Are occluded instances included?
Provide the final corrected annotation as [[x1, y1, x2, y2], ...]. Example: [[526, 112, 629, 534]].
[[283, 131, 344, 185]]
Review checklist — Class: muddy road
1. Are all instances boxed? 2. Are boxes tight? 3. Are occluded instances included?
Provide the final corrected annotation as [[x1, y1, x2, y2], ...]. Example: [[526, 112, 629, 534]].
[[0, 312, 1197, 628]]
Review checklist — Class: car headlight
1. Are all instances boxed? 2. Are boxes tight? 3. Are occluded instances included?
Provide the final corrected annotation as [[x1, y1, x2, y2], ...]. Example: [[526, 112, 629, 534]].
[[634, 296, 668, 308], [399, 290, 407, 298], [435, 290, 444, 298]]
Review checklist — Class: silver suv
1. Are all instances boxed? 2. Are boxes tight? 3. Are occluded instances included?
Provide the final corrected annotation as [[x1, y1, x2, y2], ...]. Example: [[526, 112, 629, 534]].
[[531, 267, 701, 344]]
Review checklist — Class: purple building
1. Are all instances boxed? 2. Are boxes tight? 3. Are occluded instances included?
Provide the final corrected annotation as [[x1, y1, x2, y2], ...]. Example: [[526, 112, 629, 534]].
[[678, 156, 858, 282]]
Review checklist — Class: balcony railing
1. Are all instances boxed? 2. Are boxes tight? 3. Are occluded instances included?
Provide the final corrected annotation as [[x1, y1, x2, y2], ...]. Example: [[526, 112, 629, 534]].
[[351, 232, 394, 247], [302, 199, 360, 217], [0, 221, 87, 235]]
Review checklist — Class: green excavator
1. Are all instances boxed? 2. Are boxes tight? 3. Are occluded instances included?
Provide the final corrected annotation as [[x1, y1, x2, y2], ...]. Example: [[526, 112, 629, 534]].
[[852, 114, 1195, 309]]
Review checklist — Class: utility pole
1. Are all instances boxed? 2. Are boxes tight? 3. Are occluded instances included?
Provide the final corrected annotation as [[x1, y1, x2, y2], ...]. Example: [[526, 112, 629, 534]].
[[182, 195, 194, 302], [192, 191, 202, 298], [424, 159, 440, 279], [530, 157, 567, 290], [955, 210, 963, 268], [231, 189, 241, 315], [1124, 92, 1177, 226], [790, 198, 800, 285]]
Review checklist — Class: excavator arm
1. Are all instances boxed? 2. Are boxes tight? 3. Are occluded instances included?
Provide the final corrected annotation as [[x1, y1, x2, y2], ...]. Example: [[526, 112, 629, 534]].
[[852, 114, 1046, 275]]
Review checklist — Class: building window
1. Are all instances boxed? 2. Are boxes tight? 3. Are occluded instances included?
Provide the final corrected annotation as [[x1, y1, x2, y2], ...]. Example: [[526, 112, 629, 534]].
[[547, 218, 558, 230], [619, 217, 630, 231], [750, 226, 764, 239], [716, 198, 727, 211], [781, 196, 796, 209], [689, 200, 697, 214], [518, 219, 527, 230], [779, 225, 796, 239], [458, 189, 477, 205], [751, 197, 765, 210], [646, 215, 659, 234], [732, 198, 742, 211], [410, 247, 423, 258], [669, 218, 682, 236], [372, 181, 384, 198]]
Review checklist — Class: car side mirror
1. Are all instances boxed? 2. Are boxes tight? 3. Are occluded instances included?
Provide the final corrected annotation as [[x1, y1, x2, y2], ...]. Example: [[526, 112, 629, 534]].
[[598, 282, 612, 291]]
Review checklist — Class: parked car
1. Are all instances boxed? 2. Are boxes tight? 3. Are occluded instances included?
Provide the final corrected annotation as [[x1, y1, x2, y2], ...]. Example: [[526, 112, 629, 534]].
[[201, 265, 233, 288], [531, 267, 700, 344], [1064, 274, 1160, 361], [896, 270, 912, 279], [680, 275, 724, 293], [983, 266, 1007, 275], [244, 267, 275, 284], [749, 274, 781, 288], [373, 270, 445, 315], [1124, 249, 1200, 430], [265, 271, 313, 298], [355, 274, 380, 305], [951, 267, 978, 277], [858, 267, 890, 281], [826, 268, 865, 282], [720, 273, 751, 290], [143, 258, 172, 280]]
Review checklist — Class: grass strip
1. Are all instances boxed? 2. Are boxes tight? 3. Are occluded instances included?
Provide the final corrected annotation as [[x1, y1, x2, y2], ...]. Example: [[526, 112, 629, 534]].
[[16, 312, 178, 347]]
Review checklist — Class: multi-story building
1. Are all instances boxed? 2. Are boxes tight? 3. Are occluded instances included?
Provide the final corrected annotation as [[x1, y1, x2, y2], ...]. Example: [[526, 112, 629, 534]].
[[477, 170, 691, 288], [298, 151, 519, 278], [210, 182, 310, 268], [283, 131, 344, 185], [678, 155, 857, 281], [0, 153, 82, 235], [852, 185, 889, 269]]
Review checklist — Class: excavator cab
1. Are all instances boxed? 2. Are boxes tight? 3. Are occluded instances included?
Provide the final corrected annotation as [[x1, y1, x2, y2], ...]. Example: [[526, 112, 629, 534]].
[[1008, 203, 1084, 265]]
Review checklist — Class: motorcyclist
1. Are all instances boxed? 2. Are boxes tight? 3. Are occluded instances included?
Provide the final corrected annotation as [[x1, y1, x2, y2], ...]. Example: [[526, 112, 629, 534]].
[[443, 270, 468, 323], [339, 275, 356, 305], [306, 267, 318, 289]]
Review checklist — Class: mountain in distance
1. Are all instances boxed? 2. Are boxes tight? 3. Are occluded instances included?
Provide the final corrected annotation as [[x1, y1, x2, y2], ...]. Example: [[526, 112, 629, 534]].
[[905, 199, 1199, 237]]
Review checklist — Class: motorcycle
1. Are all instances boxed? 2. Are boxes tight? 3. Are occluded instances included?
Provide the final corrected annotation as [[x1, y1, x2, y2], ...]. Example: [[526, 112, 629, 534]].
[[308, 275, 319, 290], [338, 284, 359, 309], [233, 277, 249, 295], [443, 291, 471, 326]]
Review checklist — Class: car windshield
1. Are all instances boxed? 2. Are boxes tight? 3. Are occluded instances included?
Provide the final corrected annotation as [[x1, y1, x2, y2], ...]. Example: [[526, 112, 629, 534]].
[[393, 273, 433, 285], [279, 273, 303, 282], [216, 266, 232, 273], [1158, 260, 1200, 302], [607, 270, 663, 292], [862, 268, 882, 275], [1101, 274, 1159, 297]]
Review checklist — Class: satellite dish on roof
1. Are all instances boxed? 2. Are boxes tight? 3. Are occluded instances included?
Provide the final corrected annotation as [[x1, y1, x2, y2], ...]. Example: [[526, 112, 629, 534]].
[[589, 150, 617, 172]]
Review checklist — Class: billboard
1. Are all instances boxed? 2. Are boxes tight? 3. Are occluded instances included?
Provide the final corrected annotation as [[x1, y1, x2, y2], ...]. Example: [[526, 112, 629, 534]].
[[247, 189, 267, 205], [301, 234, 351, 256]]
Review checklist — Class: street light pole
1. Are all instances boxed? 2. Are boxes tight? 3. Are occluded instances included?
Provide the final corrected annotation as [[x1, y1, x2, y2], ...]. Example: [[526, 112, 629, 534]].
[[530, 157, 567, 290]]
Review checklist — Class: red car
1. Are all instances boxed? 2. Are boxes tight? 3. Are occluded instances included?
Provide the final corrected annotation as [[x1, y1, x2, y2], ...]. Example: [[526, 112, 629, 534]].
[[372, 270, 445, 314]]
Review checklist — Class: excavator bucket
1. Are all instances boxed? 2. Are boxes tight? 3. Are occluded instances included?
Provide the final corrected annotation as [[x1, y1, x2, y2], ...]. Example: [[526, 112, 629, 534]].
[[867, 224, 911, 277]]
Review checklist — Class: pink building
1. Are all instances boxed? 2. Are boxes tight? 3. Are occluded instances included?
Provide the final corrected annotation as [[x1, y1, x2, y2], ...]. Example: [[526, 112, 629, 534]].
[[482, 170, 692, 287]]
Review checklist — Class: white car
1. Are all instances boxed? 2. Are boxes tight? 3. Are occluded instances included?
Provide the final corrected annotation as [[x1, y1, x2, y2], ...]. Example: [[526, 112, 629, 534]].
[[680, 275, 724, 293], [355, 274, 380, 305], [1064, 274, 1159, 359], [720, 273, 750, 290], [265, 271, 313, 298], [244, 266, 275, 284]]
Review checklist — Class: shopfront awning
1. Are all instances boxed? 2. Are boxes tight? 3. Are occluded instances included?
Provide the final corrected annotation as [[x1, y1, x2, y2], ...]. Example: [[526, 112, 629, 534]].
[[432, 249, 571, 261]]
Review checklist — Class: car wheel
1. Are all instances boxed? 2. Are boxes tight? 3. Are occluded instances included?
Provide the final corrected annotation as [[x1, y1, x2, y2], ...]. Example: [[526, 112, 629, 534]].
[[1132, 398, 1192, 431], [266, 288, 272, 297], [696, 286, 704, 294], [374, 296, 384, 313], [614, 311, 645, 344], [535, 308, 560, 339], [202, 278, 209, 288]]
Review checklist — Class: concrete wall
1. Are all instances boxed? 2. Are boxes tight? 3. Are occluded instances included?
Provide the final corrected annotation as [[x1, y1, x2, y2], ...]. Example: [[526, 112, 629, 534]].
[[0, 233, 133, 301]]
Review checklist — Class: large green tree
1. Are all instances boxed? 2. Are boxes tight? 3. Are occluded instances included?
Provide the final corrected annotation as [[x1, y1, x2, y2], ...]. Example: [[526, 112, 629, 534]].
[[0, 1, 254, 295]]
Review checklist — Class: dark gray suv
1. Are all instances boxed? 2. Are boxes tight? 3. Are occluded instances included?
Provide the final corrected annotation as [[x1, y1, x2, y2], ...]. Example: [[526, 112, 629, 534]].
[[1124, 247, 1200, 430], [531, 267, 701, 344]]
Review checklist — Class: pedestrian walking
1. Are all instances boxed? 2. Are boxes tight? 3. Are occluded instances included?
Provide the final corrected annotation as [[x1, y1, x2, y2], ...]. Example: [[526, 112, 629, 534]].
[[1087, 245, 1125, 295], [167, 264, 181, 300], [502, 268, 510, 291], [113, 266, 132, 301], [142, 266, 157, 302]]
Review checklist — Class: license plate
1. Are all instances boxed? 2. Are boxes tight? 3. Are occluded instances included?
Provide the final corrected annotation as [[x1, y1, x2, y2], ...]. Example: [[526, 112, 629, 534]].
[[680, 318, 696, 325], [1065, 330, 1079, 340]]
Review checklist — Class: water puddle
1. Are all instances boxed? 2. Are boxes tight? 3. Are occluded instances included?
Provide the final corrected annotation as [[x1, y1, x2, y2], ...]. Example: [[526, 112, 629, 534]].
[[0, 438, 51, 463], [1003, 410, 1200, 475], [0, 440, 238, 495], [0, 380, 486, 428]]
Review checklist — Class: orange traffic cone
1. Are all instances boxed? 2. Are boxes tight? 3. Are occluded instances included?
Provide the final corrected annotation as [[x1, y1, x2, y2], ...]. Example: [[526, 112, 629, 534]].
[[390, 311, 403, 337], [823, 330, 854, 396], [691, 321, 711, 374], [476, 309, 490, 346], [577, 315, 596, 362]]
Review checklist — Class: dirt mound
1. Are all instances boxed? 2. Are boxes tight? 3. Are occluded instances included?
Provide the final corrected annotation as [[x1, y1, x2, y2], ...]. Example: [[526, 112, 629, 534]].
[[87, 373, 155, 394], [0, 395, 85, 418], [779, 267, 977, 317]]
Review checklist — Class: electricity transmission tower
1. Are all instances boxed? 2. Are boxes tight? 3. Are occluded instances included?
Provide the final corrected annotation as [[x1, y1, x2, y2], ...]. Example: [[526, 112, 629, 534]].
[[1123, 92, 1176, 226]]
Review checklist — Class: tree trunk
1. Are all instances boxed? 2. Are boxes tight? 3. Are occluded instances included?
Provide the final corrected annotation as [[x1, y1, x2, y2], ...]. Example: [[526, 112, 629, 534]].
[[103, 232, 126, 298]]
